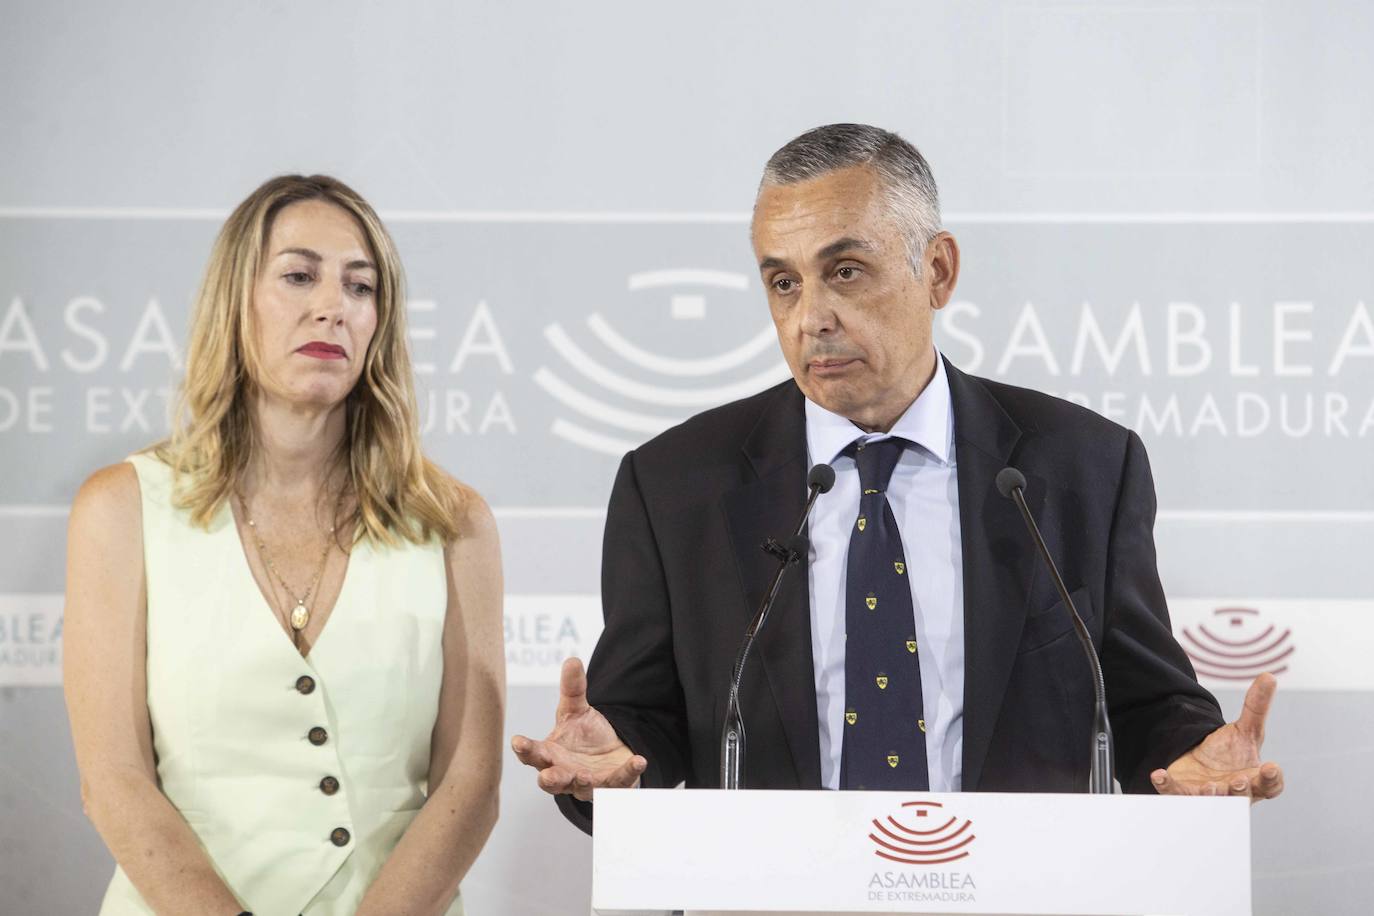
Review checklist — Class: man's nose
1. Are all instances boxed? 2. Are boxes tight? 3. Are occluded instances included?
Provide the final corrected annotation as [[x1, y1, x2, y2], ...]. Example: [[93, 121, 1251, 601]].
[[797, 284, 837, 336]]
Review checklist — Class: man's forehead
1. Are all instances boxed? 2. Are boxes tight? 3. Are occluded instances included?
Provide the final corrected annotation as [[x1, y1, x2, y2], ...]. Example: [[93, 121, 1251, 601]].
[[752, 198, 895, 269], [754, 182, 875, 225]]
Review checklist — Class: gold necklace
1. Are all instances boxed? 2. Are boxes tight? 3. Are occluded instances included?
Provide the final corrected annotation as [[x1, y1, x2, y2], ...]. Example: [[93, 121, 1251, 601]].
[[238, 488, 342, 640]]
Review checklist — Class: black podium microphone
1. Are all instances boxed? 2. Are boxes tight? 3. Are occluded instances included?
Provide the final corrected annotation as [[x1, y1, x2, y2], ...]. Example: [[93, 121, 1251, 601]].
[[995, 467, 1116, 794], [720, 463, 835, 789]]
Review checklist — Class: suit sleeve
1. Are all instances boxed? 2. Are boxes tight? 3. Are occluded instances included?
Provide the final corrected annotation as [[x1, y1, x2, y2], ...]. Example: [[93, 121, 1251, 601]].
[[1101, 430, 1226, 793], [555, 450, 692, 834]]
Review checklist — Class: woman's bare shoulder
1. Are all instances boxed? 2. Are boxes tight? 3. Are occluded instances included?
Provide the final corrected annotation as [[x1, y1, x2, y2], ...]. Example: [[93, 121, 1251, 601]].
[[456, 483, 497, 542], [70, 462, 142, 533], [432, 469, 497, 545]]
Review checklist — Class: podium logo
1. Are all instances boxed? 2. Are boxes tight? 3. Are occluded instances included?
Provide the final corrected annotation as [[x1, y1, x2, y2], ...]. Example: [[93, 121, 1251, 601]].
[[868, 800, 976, 865], [533, 269, 789, 456], [1182, 607, 1295, 681]]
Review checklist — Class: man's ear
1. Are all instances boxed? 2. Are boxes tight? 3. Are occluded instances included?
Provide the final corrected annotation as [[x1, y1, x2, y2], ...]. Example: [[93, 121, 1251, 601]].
[[925, 232, 961, 311]]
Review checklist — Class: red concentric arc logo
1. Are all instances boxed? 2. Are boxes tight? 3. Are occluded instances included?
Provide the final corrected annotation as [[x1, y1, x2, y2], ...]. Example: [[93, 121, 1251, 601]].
[[869, 801, 975, 865], [1182, 607, 1294, 681]]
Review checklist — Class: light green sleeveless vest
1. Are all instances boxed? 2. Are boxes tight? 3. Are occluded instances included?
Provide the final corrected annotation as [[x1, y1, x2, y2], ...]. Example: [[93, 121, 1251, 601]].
[[99, 454, 462, 915]]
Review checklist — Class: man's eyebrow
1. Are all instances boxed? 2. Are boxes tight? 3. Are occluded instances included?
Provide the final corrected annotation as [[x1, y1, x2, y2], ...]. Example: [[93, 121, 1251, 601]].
[[816, 237, 876, 261], [758, 237, 876, 272]]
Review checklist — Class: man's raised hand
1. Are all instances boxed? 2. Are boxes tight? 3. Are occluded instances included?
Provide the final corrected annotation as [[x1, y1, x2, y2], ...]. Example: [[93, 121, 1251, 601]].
[[1151, 672, 1285, 803], [511, 657, 647, 802]]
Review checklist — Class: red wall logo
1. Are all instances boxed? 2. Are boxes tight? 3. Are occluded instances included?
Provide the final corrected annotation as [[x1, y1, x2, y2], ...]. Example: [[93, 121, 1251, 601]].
[[869, 800, 975, 865], [1182, 607, 1294, 681]]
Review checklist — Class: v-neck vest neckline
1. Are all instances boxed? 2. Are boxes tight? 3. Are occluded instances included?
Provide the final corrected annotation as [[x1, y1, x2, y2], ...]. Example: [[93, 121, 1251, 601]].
[[220, 495, 364, 664]]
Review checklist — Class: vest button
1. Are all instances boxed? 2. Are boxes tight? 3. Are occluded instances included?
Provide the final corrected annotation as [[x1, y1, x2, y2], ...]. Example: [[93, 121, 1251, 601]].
[[295, 675, 316, 695], [320, 776, 340, 796], [308, 726, 328, 746], [331, 827, 351, 847]]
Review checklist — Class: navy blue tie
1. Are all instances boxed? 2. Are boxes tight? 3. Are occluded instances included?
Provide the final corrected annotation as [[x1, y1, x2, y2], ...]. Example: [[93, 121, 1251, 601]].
[[840, 437, 930, 791]]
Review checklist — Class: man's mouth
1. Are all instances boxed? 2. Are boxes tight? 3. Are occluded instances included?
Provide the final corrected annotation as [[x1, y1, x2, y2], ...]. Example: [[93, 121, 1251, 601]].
[[808, 357, 860, 376]]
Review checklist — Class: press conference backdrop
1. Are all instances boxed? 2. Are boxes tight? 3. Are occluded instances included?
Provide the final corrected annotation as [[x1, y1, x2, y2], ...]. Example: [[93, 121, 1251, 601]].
[[2, 1, 1372, 913]]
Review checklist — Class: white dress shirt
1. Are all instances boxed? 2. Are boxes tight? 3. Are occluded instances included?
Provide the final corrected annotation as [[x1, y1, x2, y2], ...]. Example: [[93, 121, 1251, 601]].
[[805, 352, 965, 791]]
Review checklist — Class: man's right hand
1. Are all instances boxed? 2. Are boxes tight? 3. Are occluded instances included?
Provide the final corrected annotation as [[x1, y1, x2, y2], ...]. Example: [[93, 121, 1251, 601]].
[[511, 657, 648, 802]]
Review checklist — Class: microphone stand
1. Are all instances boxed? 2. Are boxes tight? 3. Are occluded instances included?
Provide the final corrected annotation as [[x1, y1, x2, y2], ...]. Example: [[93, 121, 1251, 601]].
[[997, 468, 1116, 794], [720, 466, 833, 789]]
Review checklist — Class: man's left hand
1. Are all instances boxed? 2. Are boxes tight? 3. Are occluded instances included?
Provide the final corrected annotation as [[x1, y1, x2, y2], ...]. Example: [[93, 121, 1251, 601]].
[[1150, 672, 1285, 804]]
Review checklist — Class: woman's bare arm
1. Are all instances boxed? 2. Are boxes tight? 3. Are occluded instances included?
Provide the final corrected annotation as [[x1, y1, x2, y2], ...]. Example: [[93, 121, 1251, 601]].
[[355, 487, 505, 916], [64, 463, 245, 914]]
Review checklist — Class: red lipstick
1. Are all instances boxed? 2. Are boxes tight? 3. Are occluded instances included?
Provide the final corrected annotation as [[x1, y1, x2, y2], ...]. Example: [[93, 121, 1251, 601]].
[[297, 341, 347, 360]]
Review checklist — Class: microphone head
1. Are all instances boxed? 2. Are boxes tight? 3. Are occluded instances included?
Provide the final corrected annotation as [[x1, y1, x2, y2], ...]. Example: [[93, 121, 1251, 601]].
[[995, 467, 1027, 499], [808, 463, 836, 494]]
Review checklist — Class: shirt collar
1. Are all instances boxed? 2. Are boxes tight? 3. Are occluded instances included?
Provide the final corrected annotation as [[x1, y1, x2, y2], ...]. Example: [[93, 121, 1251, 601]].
[[804, 349, 954, 467]]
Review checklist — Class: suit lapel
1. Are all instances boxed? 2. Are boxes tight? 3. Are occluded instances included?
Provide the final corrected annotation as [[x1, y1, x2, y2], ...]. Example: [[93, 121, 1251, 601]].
[[720, 383, 822, 789], [945, 359, 1042, 791]]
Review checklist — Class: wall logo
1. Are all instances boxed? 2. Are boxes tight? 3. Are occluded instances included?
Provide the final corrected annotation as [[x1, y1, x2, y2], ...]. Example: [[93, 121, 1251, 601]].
[[533, 269, 789, 455], [0, 595, 64, 687], [502, 595, 604, 687], [1181, 607, 1295, 681], [868, 800, 976, 865]]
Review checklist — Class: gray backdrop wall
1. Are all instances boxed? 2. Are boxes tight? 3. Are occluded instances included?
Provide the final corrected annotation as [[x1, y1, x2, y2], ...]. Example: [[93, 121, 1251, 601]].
[[2, 1, 1371, 913]]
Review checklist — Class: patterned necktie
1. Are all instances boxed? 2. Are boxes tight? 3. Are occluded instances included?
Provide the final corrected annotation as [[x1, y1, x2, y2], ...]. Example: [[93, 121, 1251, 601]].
[[840, 437, 930, 791]]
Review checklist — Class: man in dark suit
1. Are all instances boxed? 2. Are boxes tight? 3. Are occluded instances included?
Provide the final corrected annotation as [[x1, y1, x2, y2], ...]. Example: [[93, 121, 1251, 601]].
[[513, 124, 1285, 832]]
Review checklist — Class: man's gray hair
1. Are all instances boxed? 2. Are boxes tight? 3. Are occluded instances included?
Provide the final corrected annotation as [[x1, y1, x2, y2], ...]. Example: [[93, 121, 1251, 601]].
[[759, 124, 942, 277]]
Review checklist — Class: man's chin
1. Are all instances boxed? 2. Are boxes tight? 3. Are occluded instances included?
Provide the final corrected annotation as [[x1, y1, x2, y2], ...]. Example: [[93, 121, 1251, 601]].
[[800, 382, 864, 419]]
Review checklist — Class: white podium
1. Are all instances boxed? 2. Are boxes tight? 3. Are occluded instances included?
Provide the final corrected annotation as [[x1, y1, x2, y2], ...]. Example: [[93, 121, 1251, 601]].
[[592, 789, 1250, 916]]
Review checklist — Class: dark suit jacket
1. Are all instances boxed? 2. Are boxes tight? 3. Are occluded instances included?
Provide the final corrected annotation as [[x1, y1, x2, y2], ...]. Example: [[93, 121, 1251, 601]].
[[557, 359, 1223, 833]]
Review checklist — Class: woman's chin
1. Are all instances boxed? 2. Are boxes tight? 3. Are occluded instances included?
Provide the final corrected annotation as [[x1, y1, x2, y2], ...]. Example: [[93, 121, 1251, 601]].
[[258, 383, 354, 413]]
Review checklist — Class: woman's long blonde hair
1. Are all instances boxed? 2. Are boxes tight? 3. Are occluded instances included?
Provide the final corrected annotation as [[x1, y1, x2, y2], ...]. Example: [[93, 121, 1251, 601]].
[[156, 174, 462, 545]]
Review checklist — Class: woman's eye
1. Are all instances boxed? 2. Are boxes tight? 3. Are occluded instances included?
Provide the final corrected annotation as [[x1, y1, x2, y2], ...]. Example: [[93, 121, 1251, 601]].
[[350, 282, 374, 296], [284, 271, 313, 285]]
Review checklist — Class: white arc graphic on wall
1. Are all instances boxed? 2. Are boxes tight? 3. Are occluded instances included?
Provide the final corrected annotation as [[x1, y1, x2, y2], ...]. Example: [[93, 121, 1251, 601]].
[[535, 268, 790, 455]]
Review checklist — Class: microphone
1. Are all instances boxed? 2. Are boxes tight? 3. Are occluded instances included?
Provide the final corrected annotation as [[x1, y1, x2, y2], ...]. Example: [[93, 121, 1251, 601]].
[[720, 463, 835, 789], [995, 467, 1116, 795]]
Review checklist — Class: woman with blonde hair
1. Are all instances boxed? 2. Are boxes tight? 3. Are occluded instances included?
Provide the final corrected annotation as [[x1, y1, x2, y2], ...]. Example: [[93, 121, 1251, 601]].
[[63, 174, 503, 915]]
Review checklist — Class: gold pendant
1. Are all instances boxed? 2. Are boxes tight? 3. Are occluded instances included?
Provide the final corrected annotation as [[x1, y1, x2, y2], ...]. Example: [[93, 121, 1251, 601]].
[[290, 603, 310, 631]]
